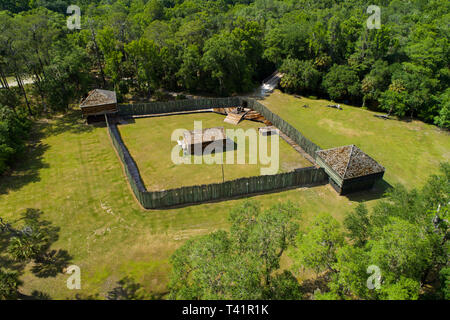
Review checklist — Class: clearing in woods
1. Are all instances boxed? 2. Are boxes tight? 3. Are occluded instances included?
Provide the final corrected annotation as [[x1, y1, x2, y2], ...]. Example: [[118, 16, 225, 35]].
[[0, 91, 448, 298]]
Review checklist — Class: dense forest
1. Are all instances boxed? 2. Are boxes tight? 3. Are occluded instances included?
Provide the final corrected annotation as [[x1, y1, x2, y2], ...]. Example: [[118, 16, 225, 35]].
[[0, 0, 448, 178], [1, 0, 449, 120]]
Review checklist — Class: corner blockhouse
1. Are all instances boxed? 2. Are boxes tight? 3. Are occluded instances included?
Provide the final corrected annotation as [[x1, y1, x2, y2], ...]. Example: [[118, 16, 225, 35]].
[[80, 89, 118, 123], [316, 145, 385, 195]]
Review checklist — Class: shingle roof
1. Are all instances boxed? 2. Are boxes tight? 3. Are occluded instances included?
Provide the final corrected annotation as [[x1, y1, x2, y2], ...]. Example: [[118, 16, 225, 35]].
[[183, 127, 226, 145], [80, 89, 117, 108], [316, 145, 385, 180]]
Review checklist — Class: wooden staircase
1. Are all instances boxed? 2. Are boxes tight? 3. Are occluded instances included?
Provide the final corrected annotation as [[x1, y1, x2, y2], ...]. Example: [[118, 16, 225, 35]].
[[213, 107, 272, 126], [224, 112, 246, 125], [244, 110, 272, 126]]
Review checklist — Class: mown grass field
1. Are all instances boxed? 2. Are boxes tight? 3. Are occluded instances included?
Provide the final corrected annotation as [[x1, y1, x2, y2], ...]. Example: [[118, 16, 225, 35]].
[[262, 91, 450, 187], [118, 113, 311, 190], [0, 91, 448, 299]]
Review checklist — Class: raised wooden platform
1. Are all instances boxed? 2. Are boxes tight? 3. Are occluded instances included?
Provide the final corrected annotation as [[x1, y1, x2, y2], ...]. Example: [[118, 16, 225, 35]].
[[245, 110, 272, 125], [214, 107, 272, 126], [224, 112, 246, 125]]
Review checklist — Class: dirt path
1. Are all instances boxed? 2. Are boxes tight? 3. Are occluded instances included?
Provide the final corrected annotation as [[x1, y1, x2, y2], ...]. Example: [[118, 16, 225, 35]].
[[1, 77, 34, 88]]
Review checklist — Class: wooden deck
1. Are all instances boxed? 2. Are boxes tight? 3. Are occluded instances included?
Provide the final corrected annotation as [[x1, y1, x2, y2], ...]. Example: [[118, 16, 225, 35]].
[[224, 112, 246, 125]]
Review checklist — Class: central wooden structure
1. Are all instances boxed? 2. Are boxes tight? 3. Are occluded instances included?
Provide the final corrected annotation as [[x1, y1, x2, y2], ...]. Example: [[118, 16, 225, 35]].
[[181, 127, 227, 154]]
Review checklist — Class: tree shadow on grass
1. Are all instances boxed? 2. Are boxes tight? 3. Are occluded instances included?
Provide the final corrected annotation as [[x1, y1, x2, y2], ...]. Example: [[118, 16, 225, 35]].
[[299, 272, 332, 299], [0, 142, 50, 195], [21, 208, 60, 246], [0, 228, 27, 271], [0, 208, 71, 299], [106, 276, 164, 300], [1, 209, 71, 280], [19, 290, 52, 300], [20, 209, 72, 279], [0, 109, 95, 195], [107, 276, 144, 300], [31, 249, 72, 278], [43, 109, 94, 136]]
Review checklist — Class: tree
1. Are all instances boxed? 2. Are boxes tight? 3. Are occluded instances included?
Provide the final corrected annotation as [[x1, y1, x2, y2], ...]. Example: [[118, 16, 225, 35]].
[[330, 244, 370, 299], [169, 229, 263, 300], [176, 44, 202, 91], [368, 218, 433, 282], [143, 0, 165, 22], [0, 0, 30, 13], [361, 60, 391, 108], [201, 32, 252, 95], [322, 64, 360, 102], [293, 213, 344, 274], [280, 59, 321, 94], [378, 276, 420, 300], [229, 201, 300, 286], [434, 88, 450, 129], [0, 12, 34, 116], [97, 26, 124, 91], [331, 164, 448, 299], [0, 105, 31, 174], [348, 26, 394, 77], [379, 79, 408, 116], [0, 269, 22, 300], [343, 203, 370, 247], [125, 38, 162, 96], [439, 267, 450, 300], [169, 200, 302, 299], [38, 41, 91, 111]]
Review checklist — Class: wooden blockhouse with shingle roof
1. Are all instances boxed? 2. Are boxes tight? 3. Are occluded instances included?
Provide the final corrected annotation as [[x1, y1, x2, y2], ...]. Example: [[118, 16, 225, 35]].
[[181, 127, 227, 155], [80, 89, 118, 123], [316, 145, 385, 195]]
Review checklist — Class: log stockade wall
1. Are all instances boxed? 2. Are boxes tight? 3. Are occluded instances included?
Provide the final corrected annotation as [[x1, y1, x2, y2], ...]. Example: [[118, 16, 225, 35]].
[[118, 97, 240, 116], [240, 97, 321, 159], [110, 98, 327, 209], [118, 97, 321, 158]]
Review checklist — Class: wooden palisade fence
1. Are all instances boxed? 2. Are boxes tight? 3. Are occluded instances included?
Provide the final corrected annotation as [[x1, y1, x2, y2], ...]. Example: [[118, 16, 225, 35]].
[[109, 98, 327, 209]]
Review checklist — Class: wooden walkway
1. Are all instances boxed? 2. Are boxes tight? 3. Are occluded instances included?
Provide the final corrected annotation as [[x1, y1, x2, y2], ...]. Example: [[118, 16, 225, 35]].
[[277, 130, 316, 165]]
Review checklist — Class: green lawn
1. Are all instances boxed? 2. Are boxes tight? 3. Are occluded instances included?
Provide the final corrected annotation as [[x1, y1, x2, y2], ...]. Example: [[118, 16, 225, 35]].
[[0, 92, 448, 299], [118, 113, 311, 190], [263, 91, 450, 188]]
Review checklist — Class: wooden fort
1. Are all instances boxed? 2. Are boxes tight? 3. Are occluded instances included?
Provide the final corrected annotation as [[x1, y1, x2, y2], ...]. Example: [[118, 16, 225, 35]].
[[316, 145, 385, 195], [80, 89, 118, 123], [181, 127, 227, 154]]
